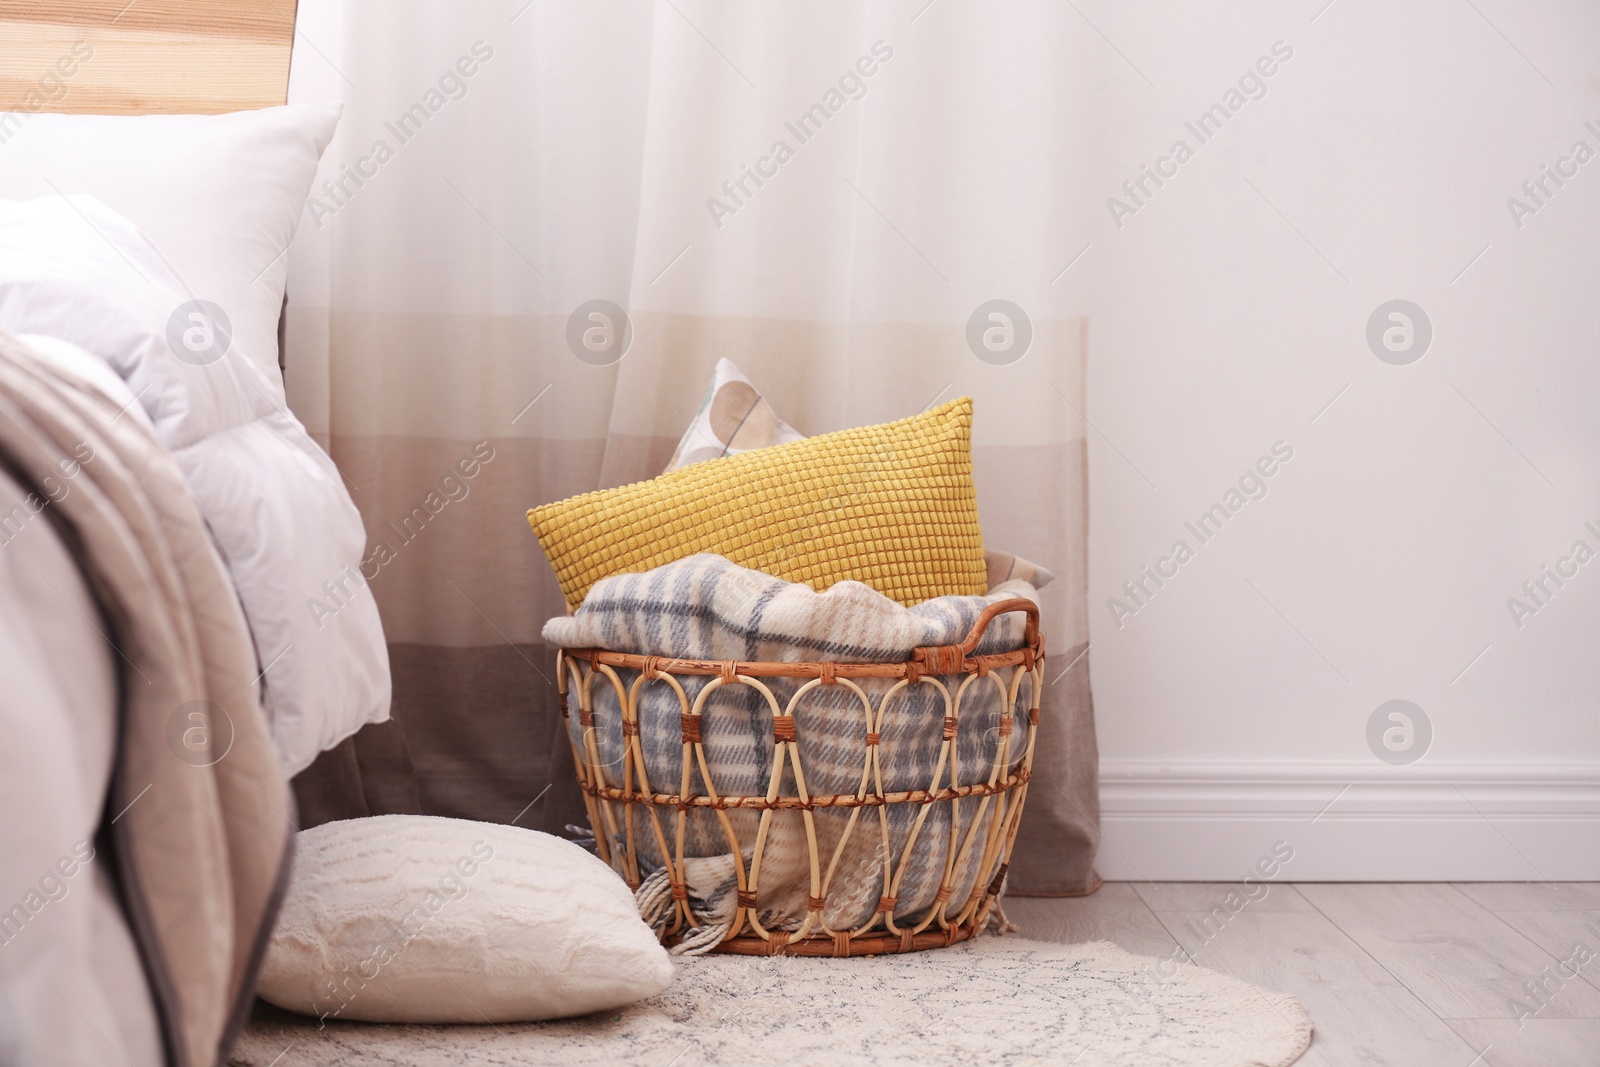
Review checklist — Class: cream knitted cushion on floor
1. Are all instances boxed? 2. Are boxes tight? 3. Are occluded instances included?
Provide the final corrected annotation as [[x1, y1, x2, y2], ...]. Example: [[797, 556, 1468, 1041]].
[[256, 816, 673, 1023]]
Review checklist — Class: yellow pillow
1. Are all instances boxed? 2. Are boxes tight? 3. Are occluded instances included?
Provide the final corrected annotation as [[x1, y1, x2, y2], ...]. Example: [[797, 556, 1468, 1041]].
[[527, 397, 987, 609]]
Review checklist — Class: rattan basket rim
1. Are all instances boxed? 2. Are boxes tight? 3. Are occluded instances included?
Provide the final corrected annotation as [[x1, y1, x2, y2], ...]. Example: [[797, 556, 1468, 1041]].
[[560, 597, 1043, 681]]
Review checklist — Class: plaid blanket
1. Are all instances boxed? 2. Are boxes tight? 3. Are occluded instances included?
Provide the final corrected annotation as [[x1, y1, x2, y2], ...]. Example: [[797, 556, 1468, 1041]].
[[544, 554, 1037, 935]]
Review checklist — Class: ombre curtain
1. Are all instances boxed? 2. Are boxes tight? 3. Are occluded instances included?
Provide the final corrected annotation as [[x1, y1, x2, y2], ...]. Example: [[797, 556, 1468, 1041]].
[[283, 0, 1099, 894]]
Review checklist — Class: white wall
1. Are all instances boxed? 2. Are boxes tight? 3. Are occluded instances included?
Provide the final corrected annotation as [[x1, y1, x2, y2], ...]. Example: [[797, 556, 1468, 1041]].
[[1079, 0, 1600, 879]]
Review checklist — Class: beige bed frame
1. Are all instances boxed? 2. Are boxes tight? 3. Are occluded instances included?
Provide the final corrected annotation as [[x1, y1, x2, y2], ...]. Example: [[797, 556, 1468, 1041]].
[[0, 0, 297, 115]]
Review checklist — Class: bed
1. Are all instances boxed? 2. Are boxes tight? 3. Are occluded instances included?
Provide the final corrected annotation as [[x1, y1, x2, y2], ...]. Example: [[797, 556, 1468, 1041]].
[[0, 5, 392, 1066]]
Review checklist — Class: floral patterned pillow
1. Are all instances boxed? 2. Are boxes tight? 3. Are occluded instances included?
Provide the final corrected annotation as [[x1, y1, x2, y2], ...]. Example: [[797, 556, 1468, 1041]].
[[663, 359, 803, 471]]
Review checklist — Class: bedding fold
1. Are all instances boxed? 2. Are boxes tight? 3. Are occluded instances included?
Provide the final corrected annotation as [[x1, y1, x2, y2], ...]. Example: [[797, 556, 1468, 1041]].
[[0, 194, 391, 777], [0, 333, 292, 1067]]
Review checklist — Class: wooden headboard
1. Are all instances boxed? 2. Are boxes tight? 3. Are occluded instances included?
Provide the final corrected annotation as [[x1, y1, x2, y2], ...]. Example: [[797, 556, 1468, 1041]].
[[0, 0, 297, 115]]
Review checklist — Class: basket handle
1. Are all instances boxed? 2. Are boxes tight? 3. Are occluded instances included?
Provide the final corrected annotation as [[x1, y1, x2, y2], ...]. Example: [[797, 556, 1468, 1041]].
[[909, 597, 1040, 675], [958, 597, 1039, 654]]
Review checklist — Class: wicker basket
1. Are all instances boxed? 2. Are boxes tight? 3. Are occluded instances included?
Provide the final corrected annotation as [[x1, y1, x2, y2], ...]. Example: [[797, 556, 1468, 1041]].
[[555, 597, 1043, 957]]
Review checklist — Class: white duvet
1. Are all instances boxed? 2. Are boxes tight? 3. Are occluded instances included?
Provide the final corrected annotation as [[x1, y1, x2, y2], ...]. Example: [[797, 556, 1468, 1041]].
[[0, 194, 390, 776]]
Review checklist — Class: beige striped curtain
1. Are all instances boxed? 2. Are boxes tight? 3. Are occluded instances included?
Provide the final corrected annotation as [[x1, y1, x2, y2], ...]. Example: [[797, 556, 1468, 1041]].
[[284, 0, 1098, 894]]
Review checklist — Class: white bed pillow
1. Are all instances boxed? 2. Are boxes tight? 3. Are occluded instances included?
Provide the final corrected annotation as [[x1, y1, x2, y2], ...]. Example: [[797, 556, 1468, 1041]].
[[257, 816, 674, 1023], [0, 104, 340, 390], [0, 195, 390, 776]]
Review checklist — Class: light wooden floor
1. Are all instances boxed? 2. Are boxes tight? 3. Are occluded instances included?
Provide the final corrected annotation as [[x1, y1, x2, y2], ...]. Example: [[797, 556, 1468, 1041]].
[[1007, 882, 1600, 1067]]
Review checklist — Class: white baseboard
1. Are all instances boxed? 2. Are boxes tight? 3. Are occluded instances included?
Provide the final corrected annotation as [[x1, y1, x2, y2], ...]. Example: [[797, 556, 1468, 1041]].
[[1096, 760, 1600, 881]]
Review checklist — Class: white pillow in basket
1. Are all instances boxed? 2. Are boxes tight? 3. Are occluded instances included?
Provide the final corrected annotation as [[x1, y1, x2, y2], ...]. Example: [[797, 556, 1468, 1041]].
[[257, 816, 673, 1023], [663, 357, 803, 470]]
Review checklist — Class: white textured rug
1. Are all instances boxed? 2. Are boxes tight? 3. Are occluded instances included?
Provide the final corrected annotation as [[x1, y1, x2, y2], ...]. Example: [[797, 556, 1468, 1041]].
[[230, 938, 1312, 1067]]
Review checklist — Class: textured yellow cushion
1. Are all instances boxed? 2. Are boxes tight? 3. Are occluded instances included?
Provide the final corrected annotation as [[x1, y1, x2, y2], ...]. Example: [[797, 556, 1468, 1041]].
[[527, 397, 987, 609]]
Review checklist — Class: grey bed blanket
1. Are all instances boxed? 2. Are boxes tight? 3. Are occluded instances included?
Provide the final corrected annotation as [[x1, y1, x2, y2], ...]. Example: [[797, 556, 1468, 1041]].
[[543, 554, 1038, 939]]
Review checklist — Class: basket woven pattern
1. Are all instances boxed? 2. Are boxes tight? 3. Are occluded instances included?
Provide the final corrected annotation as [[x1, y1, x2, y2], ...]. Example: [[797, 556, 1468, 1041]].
[[526, 397, 987, 610], [557, 599, 1043, 957]]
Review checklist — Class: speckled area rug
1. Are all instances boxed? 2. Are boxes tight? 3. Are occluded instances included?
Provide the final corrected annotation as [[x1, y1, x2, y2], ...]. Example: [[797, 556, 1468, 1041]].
[[230, 937, 1312, 1067]]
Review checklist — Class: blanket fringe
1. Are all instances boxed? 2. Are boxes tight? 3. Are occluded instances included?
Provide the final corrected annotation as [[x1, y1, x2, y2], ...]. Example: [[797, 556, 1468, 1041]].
[[634, 868, 731, 956], [634, 867, 673, 931], [669, 922, 729, 957], [985, 898, 1018, 936]]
